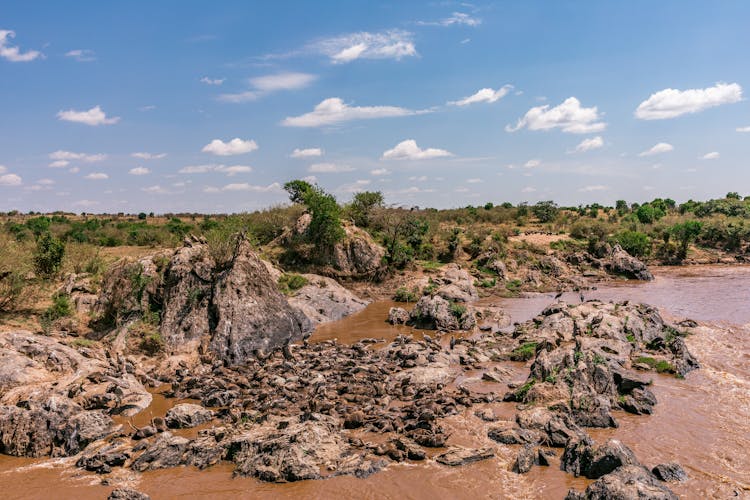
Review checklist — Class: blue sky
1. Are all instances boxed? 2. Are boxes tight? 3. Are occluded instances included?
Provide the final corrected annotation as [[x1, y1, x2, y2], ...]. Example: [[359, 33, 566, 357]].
[[1, 1, 749, 213]]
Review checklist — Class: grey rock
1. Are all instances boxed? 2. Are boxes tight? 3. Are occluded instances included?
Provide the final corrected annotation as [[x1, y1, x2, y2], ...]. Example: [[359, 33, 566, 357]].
[[165, 403, 213, 429]]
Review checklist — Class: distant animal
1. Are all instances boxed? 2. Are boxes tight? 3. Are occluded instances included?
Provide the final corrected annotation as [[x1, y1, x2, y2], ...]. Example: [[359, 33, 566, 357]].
[[579, 292, 585, 302], [554, 291, 563, 299], [449, 336, 456, 350]]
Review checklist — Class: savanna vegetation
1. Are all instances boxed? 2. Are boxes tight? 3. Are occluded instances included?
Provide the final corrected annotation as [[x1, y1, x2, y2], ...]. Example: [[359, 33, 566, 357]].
[[2, 184, 750, 315]]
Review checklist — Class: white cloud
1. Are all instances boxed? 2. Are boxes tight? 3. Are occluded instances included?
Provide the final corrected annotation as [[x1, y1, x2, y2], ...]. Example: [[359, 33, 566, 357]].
[[84, 172, 108, 180], [521, 186, 537, 193], [37, 178, 54, 185], [219, 182, 282, 192], [0, 173, 22, 186], [202, 138, 258, 156], [638, 142, 674, 157], [129, 167, 151, 175], [382, 139, 453, 160], [736, 126, 750, 133], [282, 97, 419, 127], [302, 175, 318, 184], [572, 136, 604, 153], [338, 180, 371, 193], [142, 185, 168, 194], [578, 185, 609, 192], [0, 30, 42, 62], [179, 164, 253, 175], [250, 72, 316, 91], [291, 147, 323, 158], [131, 152, 166, 160], [524, 159, 541, 168], [49, 150, 107, 163], [701, 151, 720, 160], [635, 82, 743, 120], [73, 199, 98, 207], [409, 175, 428, 182], [57, 105, 120, 126], [218, 72, 316, 102], [308, 163, 354, 173], [49, 160, 70, 168], [68, 167, 80, 173], [370, 168, 391, 176], [0, 165, 6, 173], [418, 12, 481, 27], [200, 77, 225, 85], [449, 85, 512, 106], [506, 97, 606, 134], [311, 30, 416, 64], [466, 178, 482, 183], [65, 49, 96, 62]]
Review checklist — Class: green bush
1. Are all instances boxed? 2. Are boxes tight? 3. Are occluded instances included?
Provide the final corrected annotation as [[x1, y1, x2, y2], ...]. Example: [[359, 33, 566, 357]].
[[449, 302, 467, 318], [278, 273, 309, 295], [34, 232, 65, 277], [612, 230, 651, 258], [393, 286, 418, 303], [510, 342, 537, 361]]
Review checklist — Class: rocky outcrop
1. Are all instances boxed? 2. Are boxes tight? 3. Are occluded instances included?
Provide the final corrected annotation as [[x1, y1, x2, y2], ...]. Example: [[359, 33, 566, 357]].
[[108, 488, 151, 500], [328, 225, 387, 280], [287, 274, 369, 327], [605, 244, 654, 281], [434, 447, 494, 466], [504, 301, 698, 427], [408, 295, 475, 331], [565, 465, 678, 500], [388, 307, 410, 325], [561, 437, 639, 479], [165, 403, 213, 429], [652, 462, 688, 482], [93, 236, 312, 365]]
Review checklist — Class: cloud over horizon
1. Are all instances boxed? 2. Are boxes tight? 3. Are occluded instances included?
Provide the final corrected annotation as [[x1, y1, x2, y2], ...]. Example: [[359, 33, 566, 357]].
[[635, 82, 742, 120], [506, 97, 606, 134]]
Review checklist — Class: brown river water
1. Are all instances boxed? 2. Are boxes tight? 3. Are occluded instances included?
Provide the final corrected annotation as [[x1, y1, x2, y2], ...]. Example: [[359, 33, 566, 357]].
[[1, 265, 749, 499]]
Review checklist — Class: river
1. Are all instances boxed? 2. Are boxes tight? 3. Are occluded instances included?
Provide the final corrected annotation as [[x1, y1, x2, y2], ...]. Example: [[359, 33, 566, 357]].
[[1, 265, 748, 499]]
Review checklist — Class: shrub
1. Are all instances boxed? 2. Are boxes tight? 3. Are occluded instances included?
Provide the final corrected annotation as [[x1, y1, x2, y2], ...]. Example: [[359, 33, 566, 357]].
[[510, 342, 537, 361], [278, 273, 308, 295], [635, 356, 675, 374], [449, 302, 467, 318], [612, 230, 651, 258], [532, 201, 559, 223], [393, 286, 418, 303], [348, 191, 384, 228], [34, 232, 65, 277]]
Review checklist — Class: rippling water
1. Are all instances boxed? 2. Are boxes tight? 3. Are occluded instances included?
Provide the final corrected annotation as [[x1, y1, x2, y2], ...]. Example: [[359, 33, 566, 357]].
[[1, 265, 749, 499]]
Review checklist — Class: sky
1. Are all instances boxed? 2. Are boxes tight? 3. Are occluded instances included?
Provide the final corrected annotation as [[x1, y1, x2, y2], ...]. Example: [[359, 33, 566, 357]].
[[1, 0, 750, 213]]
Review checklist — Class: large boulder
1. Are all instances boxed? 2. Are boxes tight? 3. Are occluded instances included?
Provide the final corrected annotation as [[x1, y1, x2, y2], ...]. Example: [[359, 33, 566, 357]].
[[165, 403, 213, 429], [328, 225, 387, 280], [561, 438, 640, 479], [287, 274, 369, 326], [408, 295, 475, 331], [605, 244, 653, 281], [565, 464, 678, 500]]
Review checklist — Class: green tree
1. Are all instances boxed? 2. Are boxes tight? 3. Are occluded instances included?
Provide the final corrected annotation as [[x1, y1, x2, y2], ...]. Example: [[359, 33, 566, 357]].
[[348, 191, 384, 227], [613, 230, 651, 258], [726, 192, 741, 200], [615, 199, 629, 216], [283, 179, 313, 204], [532, 201, 559, 223], [670, 220, 702, 261], [34, 232, 65, 277], [285, 180, 344, 250]]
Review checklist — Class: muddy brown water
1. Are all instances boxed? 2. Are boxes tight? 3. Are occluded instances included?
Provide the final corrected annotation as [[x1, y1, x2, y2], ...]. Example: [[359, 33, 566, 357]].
[[1, 265, 749, 499]]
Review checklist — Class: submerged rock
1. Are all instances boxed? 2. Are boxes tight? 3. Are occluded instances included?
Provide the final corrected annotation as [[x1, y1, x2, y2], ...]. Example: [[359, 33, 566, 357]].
[[565, 464, 678, 500], [561, 438, 639, 479], [606, 244, 654, 281], [287, 274, 369, 326], [408, 295, 475, 331], [652, 462, 688, 482], [435, 447, 494, 467], [164, 403, 213, 429], [108, 488, 151, 500]]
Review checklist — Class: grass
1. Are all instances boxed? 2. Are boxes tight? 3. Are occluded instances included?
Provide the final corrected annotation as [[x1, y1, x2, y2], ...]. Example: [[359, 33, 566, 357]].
[[393, 286, 418, 303], [510, 342, 537, 361], [71, 338, 95, 348], [449, 302, 467, 318], [635, 356, 675, 374], [514, 379, 536, 400], [278, 273, 308, 295]]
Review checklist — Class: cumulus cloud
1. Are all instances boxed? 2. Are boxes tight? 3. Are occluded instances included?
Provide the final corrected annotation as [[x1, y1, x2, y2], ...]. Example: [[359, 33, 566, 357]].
[[449, 85, 512, 106], [382, 139, 453, 160], [0, 165, 5, 174], [0, 173, 22, 185], [736, 126, 750, 133], [48, 150, 106, 167], [308, 163, 354, 173], [219, 72, 316, 103], [129, 167, 150, 175], [202, 138, 258, 156], [572, 136, 604, 153], [131, 152, 166, 160], [0, 30, 42, 62], [179, 164, 253, 175], [200, 77, 225, 85], [282, 98, 419, 127], [37, 178, 55, 185], [701, 151, 720, 160], [521, 186, 536, 193], [84, 172, 108, 180], [310, 30, 416, 64], [635, 82, 743, 120], [65, 49, 96, 62], [524, 159, 541, 168], [57, 105, 120, 126], [338, 180, 371, 193], [73, 199, 98, 207], [638, 142, 674, 157], [578, 185, 609, 192], [142, 185, 168, 194], [418, 12, 481, 27], [291, 147, 323, 158], [506, 97, 606, 134], [370, 168, 390, 176], [214, 182, 282, 192]]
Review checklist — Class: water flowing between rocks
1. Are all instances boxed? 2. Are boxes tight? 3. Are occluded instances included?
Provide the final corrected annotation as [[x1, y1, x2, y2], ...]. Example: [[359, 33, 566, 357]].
[[1, 265, 748, 499]]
